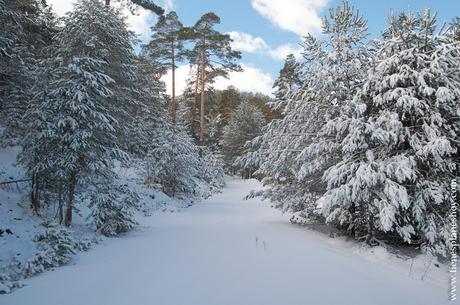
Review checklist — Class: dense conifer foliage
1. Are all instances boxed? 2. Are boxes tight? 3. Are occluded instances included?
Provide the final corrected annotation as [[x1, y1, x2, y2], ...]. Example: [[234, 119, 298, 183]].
[[239, 2, 459, 256]]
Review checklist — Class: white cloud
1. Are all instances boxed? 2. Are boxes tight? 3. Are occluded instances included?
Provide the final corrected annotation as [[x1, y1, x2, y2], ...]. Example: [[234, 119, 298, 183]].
[[268, 43, 302, 60], [214, 64, 274, 96], [162, 0, 175, 12], [163, 64, 274, 97], [226, 30, 304, 62], [46, 0, 153, 39], [125, 8, 151, 40], [251, 0, 328, 36], [227, 31, 269, 53], [162, 65, 191, 97]]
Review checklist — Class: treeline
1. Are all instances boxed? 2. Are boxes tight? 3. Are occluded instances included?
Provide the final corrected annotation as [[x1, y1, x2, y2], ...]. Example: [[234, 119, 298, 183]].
[[177, 85, 277, 171], [238, 1, 460, 256], [0, 0, 255, 236]]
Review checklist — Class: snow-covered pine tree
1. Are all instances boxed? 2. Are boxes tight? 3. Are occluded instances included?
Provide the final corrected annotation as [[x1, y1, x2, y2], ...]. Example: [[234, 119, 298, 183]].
[[269, 54, 301, 112], [221, 101, 266, 172], [0, 0, 31, 140], [146, 123, 201, 198], [0, 0, 12, 54], [0, 0, 56, 142], [235, 41, 317, 215], [126, 56, 168, 158], [292, 1, 371, 224], [448, 17, 460, 43], [84, 0, 139, 152], [131, 55, 224, 199], [318, 10, 459, 253], [238, 1, 371, 223], [199, 147, 225, 197], [19, 0, 134, 225], [217, 86, 240, 126]]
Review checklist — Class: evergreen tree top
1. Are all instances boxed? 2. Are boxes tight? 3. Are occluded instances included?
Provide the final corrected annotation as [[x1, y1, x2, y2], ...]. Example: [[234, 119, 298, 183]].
[[142, 11, 187, 73], [322, 0, 368, 41], [382, 9, 439, 50], [58, 0, 135, 61], [183, 12, 242, 75]]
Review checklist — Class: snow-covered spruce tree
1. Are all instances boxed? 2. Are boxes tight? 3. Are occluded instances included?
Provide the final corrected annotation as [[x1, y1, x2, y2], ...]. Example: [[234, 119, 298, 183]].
[[221, 101, 266, 173], [19, 0, 135, 226], [318, 10, 459, 253]]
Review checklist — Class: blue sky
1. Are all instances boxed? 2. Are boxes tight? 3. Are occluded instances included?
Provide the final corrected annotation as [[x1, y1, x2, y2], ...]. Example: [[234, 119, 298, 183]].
[[47, 0, 460, 96]]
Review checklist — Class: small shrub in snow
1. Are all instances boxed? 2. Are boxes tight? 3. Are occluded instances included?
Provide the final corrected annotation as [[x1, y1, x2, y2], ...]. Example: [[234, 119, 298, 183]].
[[35, 227, 77, 265], [22, 254, 46, 277], [0, 227, 79, 294], [0, 265, 13, 294], [23, 227, 77, 277], [7, 255, 23, 282], [89, 183, 139, 237], [76, 237, 92, 252]]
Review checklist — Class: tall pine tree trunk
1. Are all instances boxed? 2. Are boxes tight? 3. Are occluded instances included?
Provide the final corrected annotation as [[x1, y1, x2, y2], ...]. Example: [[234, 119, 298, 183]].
[[199, 48, 206, 147], [191, 64, 199, 137], [171, 39, 176, 124]]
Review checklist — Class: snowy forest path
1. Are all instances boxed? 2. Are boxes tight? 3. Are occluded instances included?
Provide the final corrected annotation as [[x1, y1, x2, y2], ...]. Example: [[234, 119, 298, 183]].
[[2, 178, 449, 305]]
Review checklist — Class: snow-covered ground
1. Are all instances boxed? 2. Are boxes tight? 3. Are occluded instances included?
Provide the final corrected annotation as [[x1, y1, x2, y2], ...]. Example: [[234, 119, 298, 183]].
[[0, 145, 188, 294], [1, 177, 452, 305]]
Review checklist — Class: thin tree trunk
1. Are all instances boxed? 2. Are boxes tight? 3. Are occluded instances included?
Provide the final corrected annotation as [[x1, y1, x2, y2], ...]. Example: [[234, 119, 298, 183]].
[[58, 183, 63, 224], [171, 39, 176, 124], [64, 173, 77, 227], [191, 64, 199, 136], [365, 208, 375, 245], [199, 48, 206, 148], [105, 0, 110, 5], [30, 174, 40, 214], [30, 175, 35, 211]]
